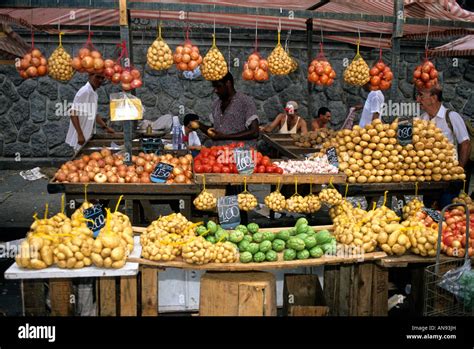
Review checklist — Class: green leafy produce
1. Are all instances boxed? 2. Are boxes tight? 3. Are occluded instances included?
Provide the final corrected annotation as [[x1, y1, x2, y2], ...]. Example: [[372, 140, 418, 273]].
[[247, 223, 259, 234], [229, 230, 244, 243], [266, 250, 278, 262], [295, 217, 308, 228], [262, 232, 276, 242], [238, 240, 250, 252], [296, 223, 309, 235], [289, 227, 297, 236], [207, 221, 218, 234], [247, 242, 260, 255], [295, 233, 308, 241], [276, 230, 290, 241], [303, 236, 317, 249], [253, 251, 266, 263], [259, 240, 272, 253], [315, 230, 334, 245], [252, 232, 264, 243], [284, 249, 297, 261], [309, 246, 324, 258], [297, 249, 310, 260], [240, 251, 253, 263], [287, 237, 305, 251], [215, 230, 229, 242], [206, 236, 217, 244], [236, 224, 249, 234], [272, 239, 286, 252], [243, 235, 253, 243]]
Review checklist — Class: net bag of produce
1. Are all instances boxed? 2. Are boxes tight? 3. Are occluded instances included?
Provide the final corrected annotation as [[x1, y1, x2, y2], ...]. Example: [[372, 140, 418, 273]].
[[286, 179, 307, 213], [105, 41, 143, 91], [193, 175, 217, 211], [369, 49, 393, 91], [147, 23, 173, 71], [264, 179, 286, 212], [303, 182, 322, 214], [16, 28, 48, 79], [48, 32, 74, 82], [201, 34, 228, 81], [412, 51, 438, 90], [71, 32, 105, 74], [343, 41, 370, 86], [238, 177, 258, 211], [308, 43, 336, 86], [110, 92, 143, 121], [267, 30, 293, 75], [242, 51, 269, 82], [174, 27, 203, 72]]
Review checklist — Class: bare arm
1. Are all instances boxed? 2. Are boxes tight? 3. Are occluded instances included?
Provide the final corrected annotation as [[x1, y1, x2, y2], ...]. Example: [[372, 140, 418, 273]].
[[95, 115, 115, 133], [372, 112, 380, 121], [458, 140, 471, 168], [299, 119, 308, 134], [211, 120, 259, 141], [260, 114, 284, 133], [70, 112, 85, 145]]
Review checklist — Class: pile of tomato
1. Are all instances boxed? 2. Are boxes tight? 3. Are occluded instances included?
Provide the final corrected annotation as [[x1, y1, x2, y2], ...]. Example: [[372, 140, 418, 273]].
[[194, 143, 283, 174], [441, 207, 474, 257]]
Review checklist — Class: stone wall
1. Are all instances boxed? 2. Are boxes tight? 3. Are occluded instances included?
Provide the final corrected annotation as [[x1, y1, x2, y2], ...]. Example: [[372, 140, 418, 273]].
[[0, 34, 473, 158]]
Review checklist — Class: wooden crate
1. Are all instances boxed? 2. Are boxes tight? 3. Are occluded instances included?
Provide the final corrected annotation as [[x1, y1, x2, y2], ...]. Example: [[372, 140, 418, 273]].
[[199, 272, 277, 316], [283, 274, 329, 316], [323, 262, 388, 316]]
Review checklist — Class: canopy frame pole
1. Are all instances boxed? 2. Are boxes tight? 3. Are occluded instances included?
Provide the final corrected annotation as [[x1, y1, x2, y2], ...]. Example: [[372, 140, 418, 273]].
[[389, 0, 404, 109], [306, 18, 313, 121]]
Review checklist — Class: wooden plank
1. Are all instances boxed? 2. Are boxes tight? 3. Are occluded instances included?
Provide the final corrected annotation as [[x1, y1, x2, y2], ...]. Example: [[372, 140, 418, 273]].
[[323, 265, 339, 316], [120, 276, 137, 316], [349, 264, 359, 316], [200, 273, 239, 316], [356, 263, 374, 316], [371, 264, 388, 316], [338, 265, 352, 316], [98, 277, 116, 316], [377, 253, 469, 268], [21, 280, 46, 316], [289, 306, 329, 316], [238, 284, 264, 316], [409, 265, 425, 316], [49, 279, 74, 316], [195, 173, 346, 185], [140, 266, 158, 316], [128, 251, 387, 271], [283, 274, 325, 315]]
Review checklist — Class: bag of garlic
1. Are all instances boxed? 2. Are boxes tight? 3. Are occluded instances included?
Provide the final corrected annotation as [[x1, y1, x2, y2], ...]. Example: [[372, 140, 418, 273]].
[[147, 24, 174, 71], [48, 32, 74, 82], [343, 41, 370, 86], [193, 175, 217, 211], [268, 30, 293, 75], [201, 34, 228, 81]]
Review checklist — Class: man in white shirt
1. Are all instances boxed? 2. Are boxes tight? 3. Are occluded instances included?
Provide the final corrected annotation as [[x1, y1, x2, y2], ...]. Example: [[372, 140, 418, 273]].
[[417, 86, 470, 168], [358, 87, 385, 128], [65, 73, 115, 151], [182, 113, 202, 150]]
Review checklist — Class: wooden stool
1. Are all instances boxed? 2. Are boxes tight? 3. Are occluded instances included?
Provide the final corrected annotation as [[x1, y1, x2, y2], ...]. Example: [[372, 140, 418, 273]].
[[200, 272, 277, 316]]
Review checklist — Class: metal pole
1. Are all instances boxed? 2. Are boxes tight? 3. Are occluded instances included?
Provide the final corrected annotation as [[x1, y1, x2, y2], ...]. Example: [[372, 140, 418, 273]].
[[306, 18, 313, 120], [390, 0, 404, 107]]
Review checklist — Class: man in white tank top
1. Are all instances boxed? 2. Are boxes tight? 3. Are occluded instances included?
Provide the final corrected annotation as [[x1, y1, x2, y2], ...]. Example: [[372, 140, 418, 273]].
[[260, 101, 308, 134]]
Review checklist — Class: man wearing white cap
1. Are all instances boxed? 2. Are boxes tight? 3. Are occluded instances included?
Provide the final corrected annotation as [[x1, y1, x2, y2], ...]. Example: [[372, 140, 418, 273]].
[[260, 101, 308, 134]]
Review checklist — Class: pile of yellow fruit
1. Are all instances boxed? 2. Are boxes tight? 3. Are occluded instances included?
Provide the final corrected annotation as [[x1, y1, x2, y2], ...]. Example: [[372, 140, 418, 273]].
[[322, 119, 465, 183], [201, 44, 228, 81], [48, 46, 74, 82]]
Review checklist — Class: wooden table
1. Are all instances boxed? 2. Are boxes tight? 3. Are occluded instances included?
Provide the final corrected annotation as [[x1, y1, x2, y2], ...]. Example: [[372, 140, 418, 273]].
[[262, 134, 318, 159], [194, 173, 346, 185]]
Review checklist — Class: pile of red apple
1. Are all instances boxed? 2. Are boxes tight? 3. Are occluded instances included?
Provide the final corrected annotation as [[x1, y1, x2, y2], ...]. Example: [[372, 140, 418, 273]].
[[441, 207, 474, 257], [103, 59, 143, 91]]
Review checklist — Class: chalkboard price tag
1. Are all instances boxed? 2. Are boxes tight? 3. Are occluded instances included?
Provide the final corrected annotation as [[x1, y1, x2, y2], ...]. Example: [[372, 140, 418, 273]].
[[150, 162, 174, 183], [397, 122, 413, 145], [234, 148, 255, 175], [326, 147, 339, 168], [83, 203, 105, 238], [422, 207, 441, 223], [217, 195, 241, 230]]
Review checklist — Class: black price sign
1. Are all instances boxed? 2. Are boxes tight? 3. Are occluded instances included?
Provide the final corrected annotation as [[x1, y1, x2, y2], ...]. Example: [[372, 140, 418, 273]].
[[150, 162, 174, 183], [217, 195, 241, 230], [397, 122, 413, 145], [326, 147, 339, 168], [234, 148, 255, 175], [423, 208, 441, 223], [83, 204, 105, 238]]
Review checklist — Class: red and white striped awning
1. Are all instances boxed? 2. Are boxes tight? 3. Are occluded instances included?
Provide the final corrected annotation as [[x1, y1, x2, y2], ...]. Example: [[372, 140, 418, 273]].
[[0, 0, 472, 48], [428, 34, 474, 56]]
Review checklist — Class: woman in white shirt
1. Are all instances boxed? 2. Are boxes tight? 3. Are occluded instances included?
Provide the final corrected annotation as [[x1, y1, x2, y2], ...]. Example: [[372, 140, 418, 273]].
[[182, 114, 202, 150]]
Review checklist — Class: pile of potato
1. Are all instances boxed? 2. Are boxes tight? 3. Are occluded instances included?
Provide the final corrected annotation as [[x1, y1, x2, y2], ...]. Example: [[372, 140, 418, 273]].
[[153, 212, 194, 237], [402, 198, 424, 219], [201, 45, 228, 81], [214, 241, 239, 263], [54, 229, 94, 269], [267, 44, 293, 75], [303, 194, 322, 214], [343, 56, 370, 86], [48, 46, 74, 82], [182, 236, 216, 265], [319, 188, 343, 207], [16, 235, 54, 270], [147, 36, 174, 71], [264, 191, 286, 212], [238, 192, 258, 211], [376, 223, 411, 256], [292, 129, 336, 149], [452, 192, 474, 211], [322, 119, 465, 183], [140, 226, 182, 262], [194, 190, 217, 211], [286, 194, 308, 213], [403, 218, 438, 257]]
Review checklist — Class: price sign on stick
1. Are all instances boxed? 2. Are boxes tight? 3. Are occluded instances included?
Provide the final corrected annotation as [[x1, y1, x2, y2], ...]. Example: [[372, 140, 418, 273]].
[[217, 195, 241, 230], [150, 162, 174, 183], [326, 147, 339, 168], [83, 203, 105, 238], [234, 148, 255, 175], [397, 121, 413, 145], [422, 208, 441, 223]]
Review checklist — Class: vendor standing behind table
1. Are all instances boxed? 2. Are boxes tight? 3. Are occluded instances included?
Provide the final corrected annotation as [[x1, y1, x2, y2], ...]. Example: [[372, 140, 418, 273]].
[[182, 113, 202, 155], [259, 101, 308, 134], [198, 72, 259, 147], [311, 107, 331, 131], [358, 83, 385, 128], [65, 73, 115, 152]]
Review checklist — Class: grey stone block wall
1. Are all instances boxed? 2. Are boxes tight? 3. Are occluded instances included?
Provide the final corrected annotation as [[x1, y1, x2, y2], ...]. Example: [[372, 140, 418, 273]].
[[0, 36, 472, 158]]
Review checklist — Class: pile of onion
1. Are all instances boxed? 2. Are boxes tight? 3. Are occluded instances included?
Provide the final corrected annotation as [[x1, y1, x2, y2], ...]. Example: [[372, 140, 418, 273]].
[[16, 49, 48, 79], [413, 59, 439, 90], [369, 60, 393, 91], [308, 58, 336, 86], [54, 148, 193, 184], [242, 53, 269, 82], [72, 47, 105, 74], [173, 41, 202, 71], [104, 59, 142, 91]]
